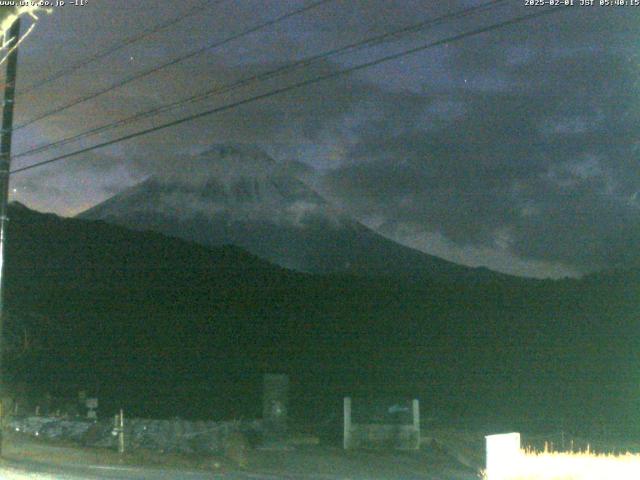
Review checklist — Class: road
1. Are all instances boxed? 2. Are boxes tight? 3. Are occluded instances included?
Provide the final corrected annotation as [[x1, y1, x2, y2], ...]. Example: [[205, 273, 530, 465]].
[[0, 430, 482, 479], [0, 457, 478, 480], [0, 459, 395, 480], [0, 458, 222, 479]]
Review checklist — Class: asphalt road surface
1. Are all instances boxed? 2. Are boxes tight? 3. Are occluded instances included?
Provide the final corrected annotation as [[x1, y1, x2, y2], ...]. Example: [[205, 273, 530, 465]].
[[0, 457, 477, 480], [0, 430, 482, 480], [0, 459, 372, 480], [0, 459, 222, 479]]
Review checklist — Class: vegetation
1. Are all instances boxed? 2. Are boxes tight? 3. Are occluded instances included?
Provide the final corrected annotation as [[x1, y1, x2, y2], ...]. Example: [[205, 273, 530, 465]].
[[483, 449, 640, 480], [3, 203, 639, 437]]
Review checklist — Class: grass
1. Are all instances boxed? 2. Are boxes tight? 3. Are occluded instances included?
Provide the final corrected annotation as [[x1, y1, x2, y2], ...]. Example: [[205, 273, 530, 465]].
[[483, 447, 640, 480]]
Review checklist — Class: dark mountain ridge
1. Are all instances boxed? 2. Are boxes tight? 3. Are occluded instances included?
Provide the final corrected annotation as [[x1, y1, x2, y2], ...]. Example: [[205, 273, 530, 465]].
[[4, 203, 639, 436]]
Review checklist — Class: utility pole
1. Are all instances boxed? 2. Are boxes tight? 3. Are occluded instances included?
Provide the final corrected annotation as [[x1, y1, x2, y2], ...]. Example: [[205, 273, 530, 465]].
[[0, 16, 21, 456]]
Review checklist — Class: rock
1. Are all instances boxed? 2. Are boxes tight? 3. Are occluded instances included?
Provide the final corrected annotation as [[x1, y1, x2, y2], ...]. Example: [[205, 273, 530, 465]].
[[9, 415, 264, 458]]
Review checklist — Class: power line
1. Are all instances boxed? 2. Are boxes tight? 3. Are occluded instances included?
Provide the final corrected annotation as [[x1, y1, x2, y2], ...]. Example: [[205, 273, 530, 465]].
[[13, 0, 509, 161], [12, 0, 335, 133], [11, 5, 571, 176], [19, 0, 219, 96]]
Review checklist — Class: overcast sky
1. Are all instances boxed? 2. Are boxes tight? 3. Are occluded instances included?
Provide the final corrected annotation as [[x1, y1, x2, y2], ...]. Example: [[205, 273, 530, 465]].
[[5, 0, 640, 278]]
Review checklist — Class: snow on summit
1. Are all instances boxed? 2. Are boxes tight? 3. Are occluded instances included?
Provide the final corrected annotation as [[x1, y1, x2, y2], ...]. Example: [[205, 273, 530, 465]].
[[79, 143, 476, 277]]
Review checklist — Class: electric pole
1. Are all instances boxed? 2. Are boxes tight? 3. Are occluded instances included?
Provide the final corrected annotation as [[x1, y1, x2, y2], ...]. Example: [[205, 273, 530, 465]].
[[0, 16, 21, 455]]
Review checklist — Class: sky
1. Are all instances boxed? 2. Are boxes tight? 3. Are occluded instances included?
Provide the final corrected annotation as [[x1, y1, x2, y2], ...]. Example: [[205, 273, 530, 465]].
[[3, 0, 640, 278]]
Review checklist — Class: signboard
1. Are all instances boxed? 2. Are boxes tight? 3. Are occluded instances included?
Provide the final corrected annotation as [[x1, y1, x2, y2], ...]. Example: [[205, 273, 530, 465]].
[[344, 397, 420, 450]]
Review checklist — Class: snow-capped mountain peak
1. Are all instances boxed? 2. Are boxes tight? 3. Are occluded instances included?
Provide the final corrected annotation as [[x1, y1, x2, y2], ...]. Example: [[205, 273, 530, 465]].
[[79, 143, 474, 277]]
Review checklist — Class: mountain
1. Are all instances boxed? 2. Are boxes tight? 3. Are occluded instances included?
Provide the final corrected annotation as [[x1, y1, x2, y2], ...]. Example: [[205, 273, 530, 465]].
[[78, 144, 485, 279], [4, 202, 305, 417], [4, 203, 640, 435]]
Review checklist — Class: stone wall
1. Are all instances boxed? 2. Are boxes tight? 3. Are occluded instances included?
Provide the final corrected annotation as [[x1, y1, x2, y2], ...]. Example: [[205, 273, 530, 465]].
[[8, 416, 263, 455]]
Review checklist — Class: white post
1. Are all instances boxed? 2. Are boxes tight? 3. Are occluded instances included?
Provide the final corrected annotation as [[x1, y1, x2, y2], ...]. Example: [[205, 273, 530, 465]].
[[118, 409, 125, 454], [114, 409, 125, 454], [412, 399, 420, 449], [343, 397, 352, 450], [485, 432, 521, 480]]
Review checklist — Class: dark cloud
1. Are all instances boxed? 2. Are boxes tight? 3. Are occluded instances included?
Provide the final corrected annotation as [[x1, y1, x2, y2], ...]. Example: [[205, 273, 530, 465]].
[[9, 1, 640, 276], [321, 16, 640, 274]]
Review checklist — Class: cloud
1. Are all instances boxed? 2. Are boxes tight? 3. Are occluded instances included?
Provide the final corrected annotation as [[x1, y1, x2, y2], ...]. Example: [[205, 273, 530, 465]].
[[320, 17, 640, 274], [10, 1, 640, 276]]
